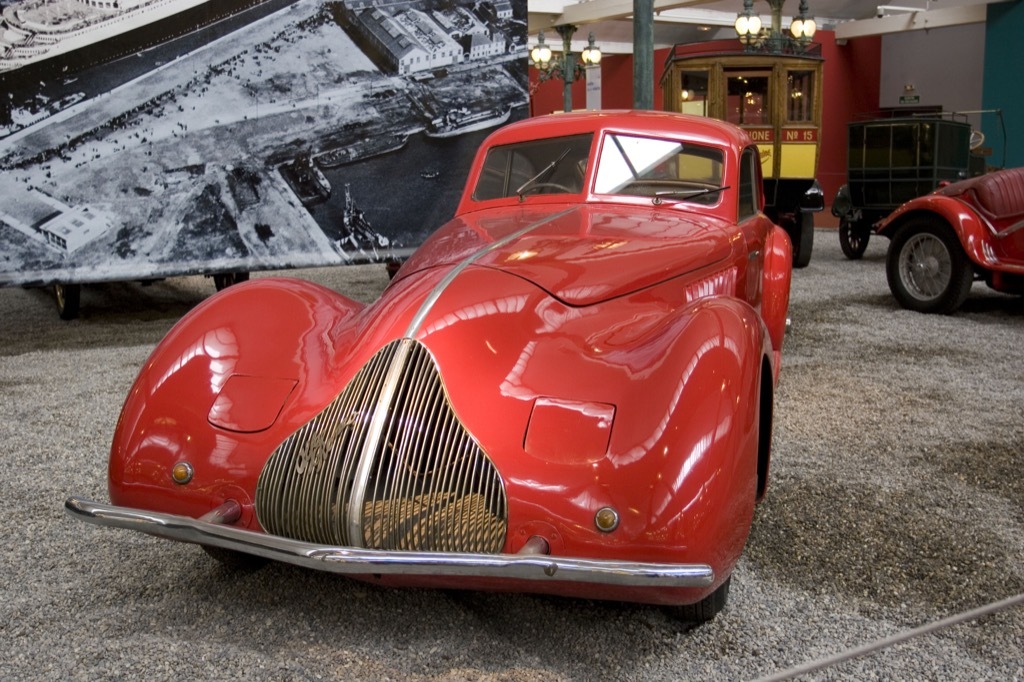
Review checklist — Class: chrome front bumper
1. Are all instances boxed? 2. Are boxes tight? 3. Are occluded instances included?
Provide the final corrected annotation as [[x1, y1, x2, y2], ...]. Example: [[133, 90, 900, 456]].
[[65, 497, 714, 588]]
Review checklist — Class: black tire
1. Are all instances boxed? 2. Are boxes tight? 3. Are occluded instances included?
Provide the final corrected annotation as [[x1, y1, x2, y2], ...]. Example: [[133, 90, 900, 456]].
[[54, 283, 81, 321], [213, 272, 250, 291], [791, 211, 814, 269], [673, 577, 731, 624], [839, 217, 870, 260], [201, 545, 268, 571], [885, 218, 973, 314]]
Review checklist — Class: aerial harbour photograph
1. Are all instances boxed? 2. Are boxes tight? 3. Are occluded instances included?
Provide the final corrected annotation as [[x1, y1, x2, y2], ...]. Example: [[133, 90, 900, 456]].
[[0, 0, 528, 289]]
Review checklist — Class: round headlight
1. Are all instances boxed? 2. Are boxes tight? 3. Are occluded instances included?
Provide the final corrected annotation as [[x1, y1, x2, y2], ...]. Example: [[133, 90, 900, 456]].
[[171, 461, 194, 485], [594, 507, 619, 532]]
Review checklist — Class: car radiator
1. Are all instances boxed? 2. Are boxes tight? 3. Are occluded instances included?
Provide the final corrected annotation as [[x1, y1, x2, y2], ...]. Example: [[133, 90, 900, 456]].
[[256, 338, 508, 553]]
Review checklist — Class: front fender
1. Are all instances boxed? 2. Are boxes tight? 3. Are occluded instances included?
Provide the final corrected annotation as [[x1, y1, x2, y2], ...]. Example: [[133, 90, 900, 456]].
[[421, 274, 770, 585], [762, 223, 792, 375], [108, 278, 365, 525], [601, 297, 769, 573], [877, 196, 995, 269]]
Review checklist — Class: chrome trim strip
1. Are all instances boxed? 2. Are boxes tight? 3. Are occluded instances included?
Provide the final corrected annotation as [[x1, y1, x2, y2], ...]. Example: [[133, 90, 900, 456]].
[[347, 338, 414, 547], [403, 207, 579, 339], [65, 497, 714, 588]]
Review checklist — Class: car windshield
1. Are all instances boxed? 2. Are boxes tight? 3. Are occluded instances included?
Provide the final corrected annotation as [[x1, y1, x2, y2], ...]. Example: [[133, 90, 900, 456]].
[[594, 133, 726, 205], [472, 134, 593, 200]]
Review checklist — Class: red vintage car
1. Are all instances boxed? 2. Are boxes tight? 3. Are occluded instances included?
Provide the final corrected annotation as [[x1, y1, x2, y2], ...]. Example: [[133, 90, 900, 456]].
[[879, 166, 1024, 313], [65, 110, 792, 623]]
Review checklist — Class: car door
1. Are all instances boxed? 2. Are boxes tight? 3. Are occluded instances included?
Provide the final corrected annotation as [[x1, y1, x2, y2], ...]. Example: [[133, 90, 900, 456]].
[[737, 146, 768, 306]]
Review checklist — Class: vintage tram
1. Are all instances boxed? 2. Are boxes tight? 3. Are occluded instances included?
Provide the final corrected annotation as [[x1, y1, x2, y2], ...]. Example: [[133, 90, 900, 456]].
[[662, 41, 824, 267]]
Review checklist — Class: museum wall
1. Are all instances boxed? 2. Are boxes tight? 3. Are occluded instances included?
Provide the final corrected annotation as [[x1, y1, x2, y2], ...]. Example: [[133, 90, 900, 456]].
[[879, 24, 985, 122], [528, 49, 671, 115], [815, 31, 883, 208], [983, 1, 1024, 169]]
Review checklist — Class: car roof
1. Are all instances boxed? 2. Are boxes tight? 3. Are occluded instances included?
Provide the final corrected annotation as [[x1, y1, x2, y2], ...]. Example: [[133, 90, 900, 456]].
[[483, 110, 753, 150]]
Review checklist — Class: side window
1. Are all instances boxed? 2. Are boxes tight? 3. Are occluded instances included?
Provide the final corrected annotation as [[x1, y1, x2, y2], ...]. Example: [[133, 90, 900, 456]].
[[679, 70, 709, 117], [738, 148, 759, 220], [726, 72, 770, 126]]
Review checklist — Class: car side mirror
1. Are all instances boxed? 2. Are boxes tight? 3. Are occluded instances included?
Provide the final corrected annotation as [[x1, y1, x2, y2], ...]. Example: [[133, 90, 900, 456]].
[[800, 180, 825, 212]]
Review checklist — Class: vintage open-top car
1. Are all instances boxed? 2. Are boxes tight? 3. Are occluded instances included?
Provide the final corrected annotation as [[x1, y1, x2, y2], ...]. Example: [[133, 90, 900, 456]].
[[66, 110, 792, 623], [878, 165, 1024, 313]]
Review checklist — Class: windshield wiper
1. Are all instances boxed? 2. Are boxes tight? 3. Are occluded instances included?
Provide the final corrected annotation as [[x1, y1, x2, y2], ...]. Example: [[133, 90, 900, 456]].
[[516, 147, 572, 197], [611, 135, 641, 181], [652, 185, 731, 205]]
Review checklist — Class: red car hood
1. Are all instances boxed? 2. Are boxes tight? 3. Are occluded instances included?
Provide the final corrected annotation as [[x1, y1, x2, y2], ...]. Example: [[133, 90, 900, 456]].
[[399, 204, 735, 306]]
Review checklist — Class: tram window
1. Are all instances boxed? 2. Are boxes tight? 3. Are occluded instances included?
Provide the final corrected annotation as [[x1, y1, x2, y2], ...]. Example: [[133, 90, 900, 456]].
[[786, 70, 815, 123], [726, 73, 770, 125], [680, 71, 709, 117]]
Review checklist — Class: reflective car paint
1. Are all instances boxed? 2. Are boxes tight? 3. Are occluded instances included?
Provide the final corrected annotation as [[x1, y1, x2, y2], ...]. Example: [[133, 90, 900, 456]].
[[80, 110, 793, 611], [877, 168, 1024, 276]]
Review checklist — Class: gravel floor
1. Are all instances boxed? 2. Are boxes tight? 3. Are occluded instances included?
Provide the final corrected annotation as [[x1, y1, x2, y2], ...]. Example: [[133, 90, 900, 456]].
[[1, 230, 1021, 681]]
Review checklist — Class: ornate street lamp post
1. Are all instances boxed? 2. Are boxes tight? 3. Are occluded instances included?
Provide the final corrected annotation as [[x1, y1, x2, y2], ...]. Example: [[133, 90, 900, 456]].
[[734, 0, 816, 54], [530, 25, 601, 113], [790, 0, 817, 47]]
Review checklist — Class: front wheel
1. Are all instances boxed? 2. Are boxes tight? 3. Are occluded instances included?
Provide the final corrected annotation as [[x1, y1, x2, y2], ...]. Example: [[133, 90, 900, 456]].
[[791, 212, 814, 269], [886, 219, 973, 314], [213, 272, 250, 291], [839, 217, 870, 260], [672, 577, 731, 624], [54, 283, 81, 320]]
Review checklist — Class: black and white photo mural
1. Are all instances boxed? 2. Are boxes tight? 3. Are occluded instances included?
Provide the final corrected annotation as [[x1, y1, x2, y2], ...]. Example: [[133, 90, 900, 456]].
[[0, 0, 527, 299]]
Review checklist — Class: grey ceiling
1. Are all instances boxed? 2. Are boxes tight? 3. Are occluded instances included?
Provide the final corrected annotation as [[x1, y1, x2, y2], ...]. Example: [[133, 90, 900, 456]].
[[527, 0, 1003, 53]]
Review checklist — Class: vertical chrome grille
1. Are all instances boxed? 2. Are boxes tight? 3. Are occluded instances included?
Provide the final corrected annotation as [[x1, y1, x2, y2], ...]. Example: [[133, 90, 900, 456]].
[[256, 339, 507, 554]]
